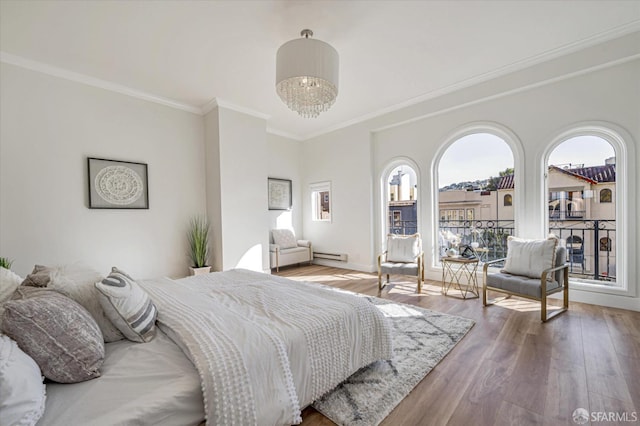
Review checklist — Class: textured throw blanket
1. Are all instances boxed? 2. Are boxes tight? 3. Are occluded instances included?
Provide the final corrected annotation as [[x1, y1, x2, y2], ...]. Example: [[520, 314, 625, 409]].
[[139, 269, 392, 426]]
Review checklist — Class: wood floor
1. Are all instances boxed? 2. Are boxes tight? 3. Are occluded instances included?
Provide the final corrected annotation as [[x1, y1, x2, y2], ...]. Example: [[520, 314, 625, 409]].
[[275, 264, 640, 426]]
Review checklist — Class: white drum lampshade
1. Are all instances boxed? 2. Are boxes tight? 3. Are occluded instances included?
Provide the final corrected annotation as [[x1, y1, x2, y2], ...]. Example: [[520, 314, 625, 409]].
[[276, 29, 339, 118]]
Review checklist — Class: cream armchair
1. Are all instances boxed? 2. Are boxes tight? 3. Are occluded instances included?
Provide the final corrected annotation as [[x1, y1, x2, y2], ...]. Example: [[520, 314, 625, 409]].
[[378, 233, 424, 293], [269, 229, 312, 272]]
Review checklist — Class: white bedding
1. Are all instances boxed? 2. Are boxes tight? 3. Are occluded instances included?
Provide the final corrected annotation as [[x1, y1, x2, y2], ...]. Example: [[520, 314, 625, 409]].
[[38, 328, 204, 426], [141, 269, 393, 426], [37, 269, 392, 426]]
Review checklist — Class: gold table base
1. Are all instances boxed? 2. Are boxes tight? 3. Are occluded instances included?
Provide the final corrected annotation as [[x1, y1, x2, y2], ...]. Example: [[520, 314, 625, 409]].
[[441, 257, 480, 299]]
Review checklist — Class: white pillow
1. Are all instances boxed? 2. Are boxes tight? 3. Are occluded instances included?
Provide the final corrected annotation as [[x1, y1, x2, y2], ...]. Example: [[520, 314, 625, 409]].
[[95, 267, 157, 343], [386, 234, 421, 263], [0, 268, 23, 330], [0, 267, 22, 303], [502, 236, 558, 279], [0, 334, 46, 426], [272, 229, 297, 249]]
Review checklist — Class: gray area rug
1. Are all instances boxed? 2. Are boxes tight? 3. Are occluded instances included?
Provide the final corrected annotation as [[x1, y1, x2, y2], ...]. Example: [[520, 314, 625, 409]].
[[312, 296, 475, 426]]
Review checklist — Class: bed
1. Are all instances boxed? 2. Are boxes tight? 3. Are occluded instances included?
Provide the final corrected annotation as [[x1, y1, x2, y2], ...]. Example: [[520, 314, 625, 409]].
[[33, 268, 393, 426]]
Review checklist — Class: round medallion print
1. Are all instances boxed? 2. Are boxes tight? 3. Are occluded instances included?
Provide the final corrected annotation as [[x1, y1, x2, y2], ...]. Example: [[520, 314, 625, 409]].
[[95, 165, 144, 205]]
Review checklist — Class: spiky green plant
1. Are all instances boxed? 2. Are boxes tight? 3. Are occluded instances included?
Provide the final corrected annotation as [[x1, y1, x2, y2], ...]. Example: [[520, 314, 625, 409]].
[[188, 216, 210, 268], [0, 257, 13, 270]]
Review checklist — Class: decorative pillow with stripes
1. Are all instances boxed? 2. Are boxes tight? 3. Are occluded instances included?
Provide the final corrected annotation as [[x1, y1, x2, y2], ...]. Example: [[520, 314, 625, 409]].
[[94, 267, 157, 343]]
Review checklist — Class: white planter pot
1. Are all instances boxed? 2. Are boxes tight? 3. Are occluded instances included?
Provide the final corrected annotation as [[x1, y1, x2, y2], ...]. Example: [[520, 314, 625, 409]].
[[189, 266, 211, 276]]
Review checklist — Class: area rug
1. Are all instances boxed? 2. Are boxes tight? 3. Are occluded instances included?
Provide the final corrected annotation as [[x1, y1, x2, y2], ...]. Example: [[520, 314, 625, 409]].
[[312, 296, 475, 426]]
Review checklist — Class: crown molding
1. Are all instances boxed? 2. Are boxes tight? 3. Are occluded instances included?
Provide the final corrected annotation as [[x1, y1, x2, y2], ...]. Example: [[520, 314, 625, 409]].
[[301, 21, 640, 140], [370, 54, 640, 135], [3, 20, 639, 141], [201, 98, 270, 120], [0, 51, 202, 115], [266, 127, 304, 141]]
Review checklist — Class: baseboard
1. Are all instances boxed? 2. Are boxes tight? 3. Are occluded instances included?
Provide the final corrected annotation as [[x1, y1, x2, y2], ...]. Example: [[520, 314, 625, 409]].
[[312, 258, 376, 273]]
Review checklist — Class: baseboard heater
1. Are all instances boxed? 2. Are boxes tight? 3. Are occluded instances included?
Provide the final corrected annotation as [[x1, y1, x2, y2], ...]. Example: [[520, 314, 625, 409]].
[[314, 252, 348, 262]]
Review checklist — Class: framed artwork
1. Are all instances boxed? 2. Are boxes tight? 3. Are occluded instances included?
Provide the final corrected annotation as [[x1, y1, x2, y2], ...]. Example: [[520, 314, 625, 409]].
[[88, 157, 149, 209], [268, 178, 292, 210]]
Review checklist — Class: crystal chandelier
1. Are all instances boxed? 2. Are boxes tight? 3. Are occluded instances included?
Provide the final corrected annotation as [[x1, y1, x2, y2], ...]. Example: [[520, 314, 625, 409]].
[[276, 29, 339, 118]]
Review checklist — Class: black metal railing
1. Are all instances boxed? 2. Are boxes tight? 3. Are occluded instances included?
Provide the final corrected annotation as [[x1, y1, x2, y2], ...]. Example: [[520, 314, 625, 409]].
[[390, 216, 616, 284], [437, 218, 616, 284], [549, 219, 616, 283], [548, 209, 586, 219], [438, 220, 515, 262]]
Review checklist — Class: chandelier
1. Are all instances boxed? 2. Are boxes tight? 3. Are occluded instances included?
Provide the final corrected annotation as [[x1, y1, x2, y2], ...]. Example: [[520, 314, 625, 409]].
[[276, 29, 339, 118]]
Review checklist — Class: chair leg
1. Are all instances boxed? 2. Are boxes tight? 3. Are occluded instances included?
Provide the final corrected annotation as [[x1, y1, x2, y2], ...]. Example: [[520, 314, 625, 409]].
[[541, 292, 547, 322], [564, 274, 569, 310], [386, 274, 390, 283], [482, 283, 487, 306]]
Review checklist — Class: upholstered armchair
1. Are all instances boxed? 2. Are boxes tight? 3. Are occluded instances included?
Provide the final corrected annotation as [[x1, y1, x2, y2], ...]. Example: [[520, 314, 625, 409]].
[[483, 236, 569, 322], [269, 229, 312, 272], [378, 233, 424, 293]]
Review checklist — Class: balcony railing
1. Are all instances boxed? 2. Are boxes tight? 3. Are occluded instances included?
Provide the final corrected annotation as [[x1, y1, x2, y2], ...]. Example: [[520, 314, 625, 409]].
[[438, 220, 515, 262], [549, 209, 586, 219], [548, 219, 616, 283], [436, 218, 616, 284], [391, 218, 616, 284]]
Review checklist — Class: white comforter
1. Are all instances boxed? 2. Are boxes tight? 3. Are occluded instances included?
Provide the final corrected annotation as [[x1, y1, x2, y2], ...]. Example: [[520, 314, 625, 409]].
[[139, 269, 393, 426]]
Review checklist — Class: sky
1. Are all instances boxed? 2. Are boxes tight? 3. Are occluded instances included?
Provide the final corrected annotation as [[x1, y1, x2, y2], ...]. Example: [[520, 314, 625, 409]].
[[438, 133, 615, 187]]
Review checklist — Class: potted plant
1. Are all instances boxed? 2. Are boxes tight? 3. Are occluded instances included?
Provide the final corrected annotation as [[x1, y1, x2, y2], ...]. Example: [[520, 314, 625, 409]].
[[0, 257, 13, 270], [188, 215, 211, 275]]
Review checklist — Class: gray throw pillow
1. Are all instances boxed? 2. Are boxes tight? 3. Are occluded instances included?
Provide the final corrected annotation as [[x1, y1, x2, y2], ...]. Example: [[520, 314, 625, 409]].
[[1, 288, 105, 383]]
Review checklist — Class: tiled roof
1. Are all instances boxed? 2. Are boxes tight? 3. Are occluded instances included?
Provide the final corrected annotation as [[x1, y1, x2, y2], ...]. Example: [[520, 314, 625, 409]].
[[495, 164, 615, 190], [498, 174, 514, 190], [567, 164, 616, 183]]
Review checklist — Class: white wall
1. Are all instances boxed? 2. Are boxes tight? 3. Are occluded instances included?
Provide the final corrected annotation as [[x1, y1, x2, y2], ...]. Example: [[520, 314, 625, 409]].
[[267, 133, 303, 238], [203, 109, 223, 272], [300, 36, 639, 311], [204, 106, 269, 272], [0, 63, 206, 279], [302, 124, 375, 271]]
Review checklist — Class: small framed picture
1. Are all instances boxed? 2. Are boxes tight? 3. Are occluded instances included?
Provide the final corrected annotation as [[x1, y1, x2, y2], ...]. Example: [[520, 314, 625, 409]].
[[88, 157, 149, 209], [268, 178, 292, 210]]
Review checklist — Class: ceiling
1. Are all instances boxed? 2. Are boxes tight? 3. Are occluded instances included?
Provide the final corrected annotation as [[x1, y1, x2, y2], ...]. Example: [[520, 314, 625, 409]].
[[1, 1, 639, 140]]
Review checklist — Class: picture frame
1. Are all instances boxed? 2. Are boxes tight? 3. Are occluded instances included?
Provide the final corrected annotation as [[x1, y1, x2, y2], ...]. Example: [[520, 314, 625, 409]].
[[88, 157, 149, 209], [268, 177, 292, 210]]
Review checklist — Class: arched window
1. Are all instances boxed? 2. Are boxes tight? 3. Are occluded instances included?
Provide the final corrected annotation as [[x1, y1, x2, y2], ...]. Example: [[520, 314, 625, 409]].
[[545, 128, 629, 291], [436, 131, 517, 261], [383, 163, 418, 236]]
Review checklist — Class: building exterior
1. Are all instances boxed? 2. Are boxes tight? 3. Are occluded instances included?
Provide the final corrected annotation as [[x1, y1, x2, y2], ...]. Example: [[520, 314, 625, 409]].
[[434, 157, 617, 282], [387, 168, 418, 235]]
